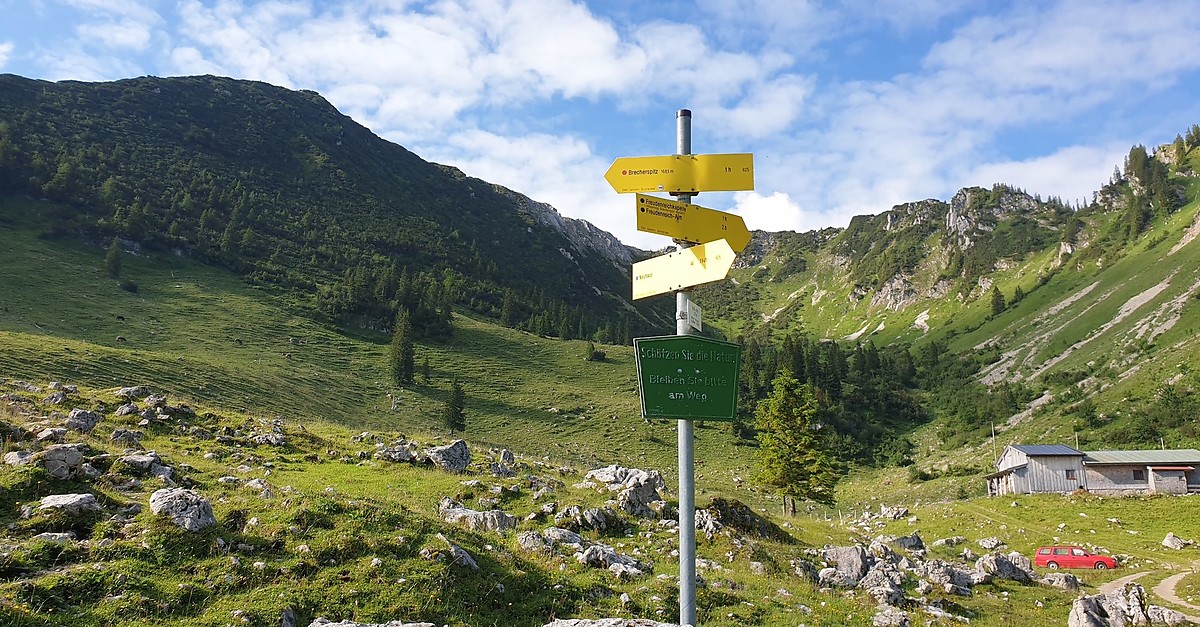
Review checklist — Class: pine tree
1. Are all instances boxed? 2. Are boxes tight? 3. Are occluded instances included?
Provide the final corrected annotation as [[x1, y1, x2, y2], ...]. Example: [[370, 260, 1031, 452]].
[[990, 285, 1005, 317], [754, 372, 841, 512], [390, 309, 414, 385], [105, 237, 123, 278], [443, 378, 466, 432], [499, 288, 517, 327]]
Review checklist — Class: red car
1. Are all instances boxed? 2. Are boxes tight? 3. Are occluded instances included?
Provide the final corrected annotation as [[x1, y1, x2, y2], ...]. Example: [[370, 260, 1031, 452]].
[[1034, 546, 1117, 570]]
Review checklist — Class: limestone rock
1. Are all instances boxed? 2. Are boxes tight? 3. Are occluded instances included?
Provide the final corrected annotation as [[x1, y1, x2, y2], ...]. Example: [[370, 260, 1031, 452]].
[[251, 432, 286, 446], [374, 445, 414, 463], [872, 607, 910, 627], [517, 531, 549, 553], [65, 408, 101, 433], [555, 506, 623, 532], [1162, 532, 1193, 550], [38, 493, 100, 517], [32, 532, 76, 544], [149, 488, 217, 532], [36, 427, 66, 443], [425, 440, 471, 473], [115, 386, 149, 399], [582, 465, 665, 519], [543, 527, 584, 548], [433, 532, 478, 570], [858, 561, 906, 606], [114, 403, 139, 416], [977, 536, 1004, 550], [110, 428, 143, 446], [1041, 572, 1081, 591], [576, 543, 645, 577], [3, 450, 33, 466], [1148, 605, 1192, 625], [695, 508, 723, 540], [974, 551, 1035, 583], [42, 443, 87, 479], [438, 498, 516, 533], [822, 545, 870, 585]]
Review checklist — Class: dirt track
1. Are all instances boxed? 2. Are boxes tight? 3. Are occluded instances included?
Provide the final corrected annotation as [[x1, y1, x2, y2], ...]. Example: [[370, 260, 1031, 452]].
[[1098, 565, 1200, 623]]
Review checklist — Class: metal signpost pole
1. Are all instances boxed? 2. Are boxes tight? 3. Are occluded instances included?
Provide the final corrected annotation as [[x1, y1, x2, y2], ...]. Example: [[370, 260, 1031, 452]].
[[674, 108, 696, 627]]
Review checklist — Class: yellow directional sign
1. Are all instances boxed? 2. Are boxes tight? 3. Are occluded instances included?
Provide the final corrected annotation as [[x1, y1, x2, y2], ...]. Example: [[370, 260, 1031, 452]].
[[632, 239, 736, 300], [604, 153, 753, 194], [635, 194, 751, 253]]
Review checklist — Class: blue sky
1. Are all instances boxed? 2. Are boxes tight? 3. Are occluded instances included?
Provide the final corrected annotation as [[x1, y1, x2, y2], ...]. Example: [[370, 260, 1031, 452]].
[[1, 0, 1198, 249]]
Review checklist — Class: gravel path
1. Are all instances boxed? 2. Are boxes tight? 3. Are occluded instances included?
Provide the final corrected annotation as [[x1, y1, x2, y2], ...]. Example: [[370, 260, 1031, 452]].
[[1098, 566, 1200, 624], [1098, 570, 1153, 594], [1154, 569, 1200, 622]]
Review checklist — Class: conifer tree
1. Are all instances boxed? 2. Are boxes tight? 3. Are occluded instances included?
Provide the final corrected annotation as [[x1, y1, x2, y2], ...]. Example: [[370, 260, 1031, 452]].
[[390, 308, 414, 385], [990, 285, 1005, 317], [443, 378, 466, 432], [754, 372, 840, 513], [499, 288, 517, 328], [105, 237, 122, 278]]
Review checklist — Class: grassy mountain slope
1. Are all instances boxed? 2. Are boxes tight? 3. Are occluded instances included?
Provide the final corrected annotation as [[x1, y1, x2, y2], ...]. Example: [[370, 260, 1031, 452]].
[[703, 142, 1200, 470], [0, 73, 667, 338], [0, 195, 754, 495]]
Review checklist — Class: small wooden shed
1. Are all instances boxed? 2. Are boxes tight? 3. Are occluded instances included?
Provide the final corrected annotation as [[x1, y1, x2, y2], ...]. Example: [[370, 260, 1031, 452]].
[[986, 444, 1086, 496]]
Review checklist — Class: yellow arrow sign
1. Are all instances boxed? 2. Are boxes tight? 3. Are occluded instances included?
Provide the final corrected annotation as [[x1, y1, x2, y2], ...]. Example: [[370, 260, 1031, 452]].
[[632, 239, 736, 300], [635, 194, 751, 253], [604, 153, 753, 194]]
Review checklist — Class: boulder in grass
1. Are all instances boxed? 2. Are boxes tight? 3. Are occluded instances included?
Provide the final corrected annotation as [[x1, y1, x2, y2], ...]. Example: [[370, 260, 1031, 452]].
[[149, 488, 216, 532], [424, 440, 471, 473], [38, 493, 101, 517], [1162, 532, 1193, 550], [65, 408, 101, 433], [115, 386, 149, 400], [42, 443, 87, 480]]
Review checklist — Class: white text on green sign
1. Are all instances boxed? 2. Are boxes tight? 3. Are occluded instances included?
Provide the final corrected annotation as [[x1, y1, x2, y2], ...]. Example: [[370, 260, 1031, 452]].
[[634, 335, 741, 421]]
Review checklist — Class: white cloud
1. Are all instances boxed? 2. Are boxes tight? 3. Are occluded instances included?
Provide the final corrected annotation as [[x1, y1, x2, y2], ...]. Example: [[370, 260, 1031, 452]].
[[0, 41, 12, 69], [755, 0, 1200, 237], [38, 47, 144, 81], [76, 19, 153, 49], [471, 0, 647, 101], [61, 0, 159, 22], [926, 0, 1200, 95], [416, 127, 644, 242], [967, 143, 1129, 206], [711, 74, 813, 139], [734, 190, 807, 233]]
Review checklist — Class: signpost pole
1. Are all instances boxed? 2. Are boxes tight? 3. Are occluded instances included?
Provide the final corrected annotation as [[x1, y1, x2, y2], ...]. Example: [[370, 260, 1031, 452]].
[[674, 108, 696, 627]]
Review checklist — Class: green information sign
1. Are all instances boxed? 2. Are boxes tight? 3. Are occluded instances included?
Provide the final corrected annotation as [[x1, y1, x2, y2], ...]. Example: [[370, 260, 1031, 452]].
[[634, 335, 741, 421]]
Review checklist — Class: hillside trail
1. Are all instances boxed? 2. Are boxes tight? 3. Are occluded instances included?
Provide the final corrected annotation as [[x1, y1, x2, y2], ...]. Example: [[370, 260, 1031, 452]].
[[1099, 561, 1200, 624], [957, 503, 1200, 621]]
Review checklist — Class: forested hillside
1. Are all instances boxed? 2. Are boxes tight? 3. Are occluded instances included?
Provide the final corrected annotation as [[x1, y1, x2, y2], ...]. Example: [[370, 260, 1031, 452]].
[[0, 74, 666, 340]]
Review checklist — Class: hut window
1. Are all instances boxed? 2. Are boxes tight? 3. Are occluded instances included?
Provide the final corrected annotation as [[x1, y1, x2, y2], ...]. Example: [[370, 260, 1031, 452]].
[[1133, 469, 1145, 481], [1065, 469, 1077, 481]]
